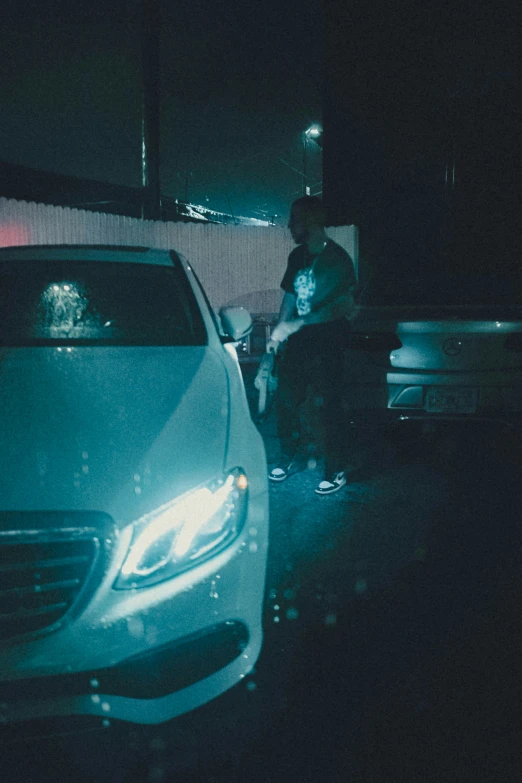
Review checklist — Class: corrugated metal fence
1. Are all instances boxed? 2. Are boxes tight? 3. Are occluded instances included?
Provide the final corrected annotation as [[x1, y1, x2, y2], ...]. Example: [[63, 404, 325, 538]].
[[0, 197, 357, 315]]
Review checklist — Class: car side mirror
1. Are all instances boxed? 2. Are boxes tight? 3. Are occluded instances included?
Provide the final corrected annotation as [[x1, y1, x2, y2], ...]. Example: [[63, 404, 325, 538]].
[[219, 306, 253, 342]]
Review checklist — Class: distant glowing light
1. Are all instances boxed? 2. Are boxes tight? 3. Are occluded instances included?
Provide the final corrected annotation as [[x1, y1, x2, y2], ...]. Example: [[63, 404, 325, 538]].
[[305, 123, 322, 138], [0, 223, 30, 246], [237, 473, 248, 490]]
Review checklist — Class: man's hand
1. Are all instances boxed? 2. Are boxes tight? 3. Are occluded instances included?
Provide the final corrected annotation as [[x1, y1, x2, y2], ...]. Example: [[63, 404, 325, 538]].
[[270, 318, 303, 344]]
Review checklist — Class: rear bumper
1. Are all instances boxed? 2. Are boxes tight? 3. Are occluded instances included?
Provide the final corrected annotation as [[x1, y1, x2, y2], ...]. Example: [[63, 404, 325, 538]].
[[342, 367, 522, 428]]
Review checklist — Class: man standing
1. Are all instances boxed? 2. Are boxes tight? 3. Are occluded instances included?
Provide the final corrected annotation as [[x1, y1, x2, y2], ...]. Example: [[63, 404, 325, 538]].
[[268, 196, 357, 495]]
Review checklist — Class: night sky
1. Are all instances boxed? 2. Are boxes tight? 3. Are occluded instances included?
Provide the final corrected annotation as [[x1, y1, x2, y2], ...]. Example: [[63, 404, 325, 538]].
[[1, 0, 520, 237], [1, 0, 322, 222]]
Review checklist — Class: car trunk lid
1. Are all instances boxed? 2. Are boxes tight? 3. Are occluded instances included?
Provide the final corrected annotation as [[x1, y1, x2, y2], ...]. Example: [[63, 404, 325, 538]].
[[351, 306, 522, 371]]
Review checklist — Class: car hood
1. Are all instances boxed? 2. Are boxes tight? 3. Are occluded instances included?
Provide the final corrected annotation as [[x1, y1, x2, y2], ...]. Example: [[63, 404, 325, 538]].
[[0, 346, 230, 528]]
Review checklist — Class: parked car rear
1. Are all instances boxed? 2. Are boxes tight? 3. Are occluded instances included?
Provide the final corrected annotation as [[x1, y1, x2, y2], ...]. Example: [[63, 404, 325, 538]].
[[343, 269, 522, 427]]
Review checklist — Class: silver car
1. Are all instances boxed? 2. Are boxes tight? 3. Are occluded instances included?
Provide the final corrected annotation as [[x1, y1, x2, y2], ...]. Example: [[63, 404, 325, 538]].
[[0, 245, 268, 725], [344, 269, 522, 429]]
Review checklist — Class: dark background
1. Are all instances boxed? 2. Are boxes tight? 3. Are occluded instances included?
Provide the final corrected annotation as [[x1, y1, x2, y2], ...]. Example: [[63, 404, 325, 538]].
[[322, 0, 521, 279], [1, 0, 322, 222], [1, 0, 520, 261]]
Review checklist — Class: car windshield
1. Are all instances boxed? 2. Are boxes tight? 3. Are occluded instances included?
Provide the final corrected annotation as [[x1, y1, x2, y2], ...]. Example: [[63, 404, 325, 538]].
[[360, 270, 522, 308], [0, 259, 207, 346]]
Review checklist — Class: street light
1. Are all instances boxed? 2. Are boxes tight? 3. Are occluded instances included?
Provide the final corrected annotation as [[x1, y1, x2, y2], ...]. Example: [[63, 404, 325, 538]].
[[302, 124, 323, 195]]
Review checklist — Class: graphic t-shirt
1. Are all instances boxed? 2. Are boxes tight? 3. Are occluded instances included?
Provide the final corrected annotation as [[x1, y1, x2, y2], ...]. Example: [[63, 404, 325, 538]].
[[280, 239, 356, 320], [294, 265, 317, 315]]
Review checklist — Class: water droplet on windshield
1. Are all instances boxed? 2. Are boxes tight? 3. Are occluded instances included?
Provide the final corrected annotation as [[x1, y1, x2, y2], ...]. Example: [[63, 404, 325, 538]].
[[127, 616, 145, 638]]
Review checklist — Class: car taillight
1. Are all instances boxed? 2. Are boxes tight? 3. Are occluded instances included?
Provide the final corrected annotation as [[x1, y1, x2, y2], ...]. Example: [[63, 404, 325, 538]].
[[344, 332, 402, 351], [504, 334, 522, 352]]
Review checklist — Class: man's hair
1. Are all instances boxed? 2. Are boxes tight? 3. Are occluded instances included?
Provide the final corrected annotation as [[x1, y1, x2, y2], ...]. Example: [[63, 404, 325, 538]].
[[291, 196, 326, 226]]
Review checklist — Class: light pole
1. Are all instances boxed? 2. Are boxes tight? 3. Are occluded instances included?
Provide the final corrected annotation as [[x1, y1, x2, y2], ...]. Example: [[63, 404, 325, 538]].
[[302, 124, 322, 195], [141, 0, 161, 220]]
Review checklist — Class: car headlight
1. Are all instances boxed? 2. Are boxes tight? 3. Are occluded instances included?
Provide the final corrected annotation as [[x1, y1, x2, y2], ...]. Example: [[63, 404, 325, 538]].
[[114, 469, 248, 589]]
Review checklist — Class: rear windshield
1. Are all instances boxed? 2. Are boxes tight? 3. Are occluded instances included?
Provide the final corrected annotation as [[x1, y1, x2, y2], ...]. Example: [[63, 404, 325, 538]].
[[0, 260, 207, 346], [360, 271, 522, 308]]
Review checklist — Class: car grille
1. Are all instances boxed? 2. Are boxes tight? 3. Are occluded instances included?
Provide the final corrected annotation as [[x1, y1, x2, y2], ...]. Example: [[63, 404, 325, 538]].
[[0, 537, 98, 642]]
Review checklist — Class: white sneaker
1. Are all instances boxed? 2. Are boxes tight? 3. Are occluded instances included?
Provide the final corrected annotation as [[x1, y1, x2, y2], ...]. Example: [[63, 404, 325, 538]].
[[268, 459, 297, 482], [314, 471, 347, 495]]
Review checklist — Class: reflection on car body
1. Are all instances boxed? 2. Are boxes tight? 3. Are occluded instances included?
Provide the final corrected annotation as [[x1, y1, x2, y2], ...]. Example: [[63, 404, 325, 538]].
[[344, 270, 522, 428], [0, 245, 268, 726]]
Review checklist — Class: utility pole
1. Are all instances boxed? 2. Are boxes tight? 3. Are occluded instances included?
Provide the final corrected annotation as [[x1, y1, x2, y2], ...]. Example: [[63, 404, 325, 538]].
[[141, 0, 161, 220]]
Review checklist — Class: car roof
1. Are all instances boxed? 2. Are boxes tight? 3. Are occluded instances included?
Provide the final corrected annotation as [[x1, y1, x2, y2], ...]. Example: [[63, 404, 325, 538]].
[[0, 245, 177, 266]]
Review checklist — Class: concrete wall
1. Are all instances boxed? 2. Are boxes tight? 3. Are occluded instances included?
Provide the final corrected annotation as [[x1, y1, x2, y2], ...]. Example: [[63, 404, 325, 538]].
[[0, 197, 358, 316]]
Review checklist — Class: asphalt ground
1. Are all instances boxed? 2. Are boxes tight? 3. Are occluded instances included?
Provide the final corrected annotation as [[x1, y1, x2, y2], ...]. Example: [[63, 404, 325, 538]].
[[2, 359, 522, 782]]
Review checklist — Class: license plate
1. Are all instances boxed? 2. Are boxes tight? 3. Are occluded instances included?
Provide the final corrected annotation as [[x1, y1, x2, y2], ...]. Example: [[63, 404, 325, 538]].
[[425, 387, 478, 414]]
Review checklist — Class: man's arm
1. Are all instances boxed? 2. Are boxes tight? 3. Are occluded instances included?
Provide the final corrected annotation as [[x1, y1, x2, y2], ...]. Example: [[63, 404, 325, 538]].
[[270, 287, 355, 344], [277, 291, 297, 324], [267, 292, 296, 350]]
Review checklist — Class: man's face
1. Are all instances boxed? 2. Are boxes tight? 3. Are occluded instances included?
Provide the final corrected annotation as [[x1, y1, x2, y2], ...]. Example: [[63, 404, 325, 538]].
[[288, 207, 308, 245]]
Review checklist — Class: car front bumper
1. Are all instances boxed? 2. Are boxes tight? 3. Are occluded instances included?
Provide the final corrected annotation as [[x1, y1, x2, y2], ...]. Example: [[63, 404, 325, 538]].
[[0, 489, 268, 726]]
